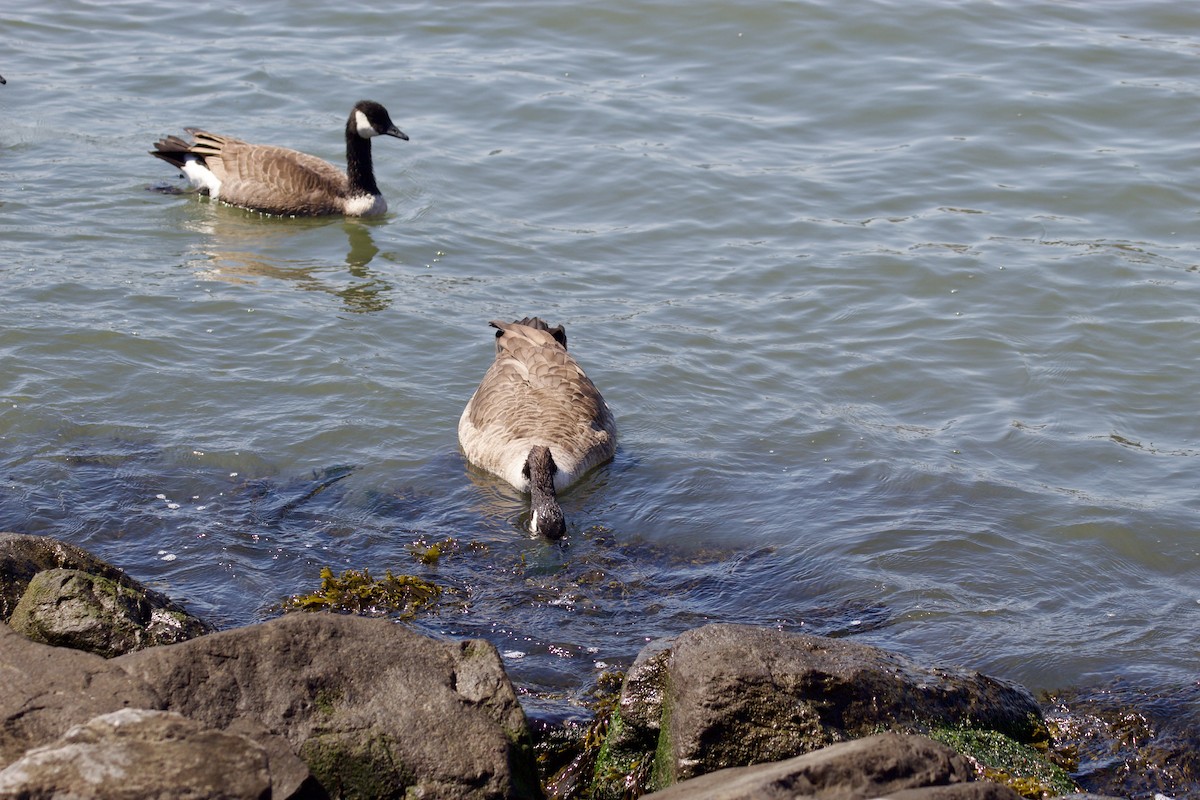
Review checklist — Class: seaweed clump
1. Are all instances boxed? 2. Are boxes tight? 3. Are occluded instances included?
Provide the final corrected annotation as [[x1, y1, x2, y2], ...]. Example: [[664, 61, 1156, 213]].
[[281, 566, 442, 619], [407, 535, 486, 565]]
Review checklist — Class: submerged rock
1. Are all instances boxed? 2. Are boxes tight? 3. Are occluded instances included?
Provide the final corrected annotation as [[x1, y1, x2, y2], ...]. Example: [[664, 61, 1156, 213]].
[[599, 623, 1045, 793], [1046, 679, 1199, 799], [0, 532, 213, 657], [116, 612, 543, 800]]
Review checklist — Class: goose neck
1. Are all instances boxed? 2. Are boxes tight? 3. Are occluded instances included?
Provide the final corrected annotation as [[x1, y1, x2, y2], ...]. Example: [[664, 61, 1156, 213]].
[[526, 447, 566, 538], [344, 123, 380, 197]]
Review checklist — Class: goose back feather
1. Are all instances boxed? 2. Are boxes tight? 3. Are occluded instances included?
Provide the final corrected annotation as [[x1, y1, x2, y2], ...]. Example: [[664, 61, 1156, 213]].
[[150, 100, 407, 217], [459, 318, 616, 535]]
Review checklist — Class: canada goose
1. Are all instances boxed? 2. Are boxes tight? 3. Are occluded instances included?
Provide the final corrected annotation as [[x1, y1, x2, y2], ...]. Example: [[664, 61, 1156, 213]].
[[150, 100, 407, 217], [458, 318, 617, 538]]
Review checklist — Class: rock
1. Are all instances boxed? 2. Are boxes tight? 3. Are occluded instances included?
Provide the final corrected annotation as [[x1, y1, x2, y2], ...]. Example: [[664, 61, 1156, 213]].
[[638, 733, 1023, 800], [0, 532, 123, 620], [878, 787, 1024, 799], [604, 624, 1043, 790], [0, 532, 213, 657], [225, 717, 329, 800], [1, 532, 143, 620], [0, 708, 275, 800], [0, 621, 164, 770], [10, 567, 213, 657], [882, 788, 1025, 800], [116, 612, 543, 800]]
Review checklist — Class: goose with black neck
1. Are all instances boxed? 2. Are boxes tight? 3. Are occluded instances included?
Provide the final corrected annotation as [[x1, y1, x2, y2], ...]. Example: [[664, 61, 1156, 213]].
[[150, 99, 408, 217]]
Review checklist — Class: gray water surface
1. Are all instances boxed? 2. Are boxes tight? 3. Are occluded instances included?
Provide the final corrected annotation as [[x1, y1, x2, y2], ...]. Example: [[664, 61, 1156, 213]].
[[2, 1, 1198, 728]]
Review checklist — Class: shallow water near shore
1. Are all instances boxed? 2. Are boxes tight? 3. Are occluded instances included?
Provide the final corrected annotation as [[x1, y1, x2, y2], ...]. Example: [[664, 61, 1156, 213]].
[[1, 0, 1197, 783]]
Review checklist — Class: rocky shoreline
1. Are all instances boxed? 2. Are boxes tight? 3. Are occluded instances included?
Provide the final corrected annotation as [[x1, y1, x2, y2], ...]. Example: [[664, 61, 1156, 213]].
[[0, 532, 1152, 799]]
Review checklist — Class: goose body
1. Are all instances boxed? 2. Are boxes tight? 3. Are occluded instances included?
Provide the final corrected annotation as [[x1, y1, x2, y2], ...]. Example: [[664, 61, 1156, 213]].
[[458, 318, 617, 537], [150, 100, 407, 217]]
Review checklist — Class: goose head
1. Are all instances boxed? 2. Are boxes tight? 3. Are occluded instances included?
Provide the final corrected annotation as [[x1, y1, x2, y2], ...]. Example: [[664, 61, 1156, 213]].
[[351, 100, 408, 141], [524, 446, 566, 538]]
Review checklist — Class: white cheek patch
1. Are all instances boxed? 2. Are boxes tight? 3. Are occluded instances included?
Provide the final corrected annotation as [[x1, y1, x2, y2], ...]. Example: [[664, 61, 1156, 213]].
[[354, 110, 378, 138], [528, 509, 539, 534]]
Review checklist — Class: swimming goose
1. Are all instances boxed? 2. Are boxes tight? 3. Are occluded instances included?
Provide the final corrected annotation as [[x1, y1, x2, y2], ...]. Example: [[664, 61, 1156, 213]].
[[150, 100, 407, 217], [458, 318, 617, 538]]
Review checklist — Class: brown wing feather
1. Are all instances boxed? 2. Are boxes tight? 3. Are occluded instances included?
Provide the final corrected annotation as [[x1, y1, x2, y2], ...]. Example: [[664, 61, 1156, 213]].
[[186, 129, 350, 216], [462, 320, 616, 489]]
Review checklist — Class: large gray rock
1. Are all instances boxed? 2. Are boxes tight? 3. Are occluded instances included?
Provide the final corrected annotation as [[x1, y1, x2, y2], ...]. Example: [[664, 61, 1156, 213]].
[[0, 532, 213, 657], [639, 733, 1022, 800], [0, 621, 164, 769], [116, 612, 542, 800], [606, 624, 1043, 789], [0, 708, 275, 800]]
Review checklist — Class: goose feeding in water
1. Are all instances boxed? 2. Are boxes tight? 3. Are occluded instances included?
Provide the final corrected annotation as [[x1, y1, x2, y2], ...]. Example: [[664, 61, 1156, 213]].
[[458, 317, 617, 538], [150, 99, 407, 216]]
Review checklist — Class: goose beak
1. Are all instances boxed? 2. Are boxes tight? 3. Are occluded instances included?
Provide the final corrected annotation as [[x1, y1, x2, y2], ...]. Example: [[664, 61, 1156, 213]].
[[386, 125, 409, 141]]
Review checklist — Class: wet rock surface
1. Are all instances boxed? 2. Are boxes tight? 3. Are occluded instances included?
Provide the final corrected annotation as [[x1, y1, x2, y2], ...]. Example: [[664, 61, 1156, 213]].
[[0, 531, 213, 657], [0, 534, 1147, 799], [604, 623, 1044, 790]]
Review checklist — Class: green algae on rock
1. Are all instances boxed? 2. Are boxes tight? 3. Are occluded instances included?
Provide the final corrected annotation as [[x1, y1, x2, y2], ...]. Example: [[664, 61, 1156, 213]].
[[927, 725, 1079, 799]]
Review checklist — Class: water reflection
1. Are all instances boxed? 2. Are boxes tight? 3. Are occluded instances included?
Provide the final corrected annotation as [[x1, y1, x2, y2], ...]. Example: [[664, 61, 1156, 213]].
[[179, 205, 394, 312], [337, 222, 390, 313]]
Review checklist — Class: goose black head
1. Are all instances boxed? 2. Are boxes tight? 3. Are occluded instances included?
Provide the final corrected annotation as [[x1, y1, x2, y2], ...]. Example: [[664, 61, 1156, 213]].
[[351, 100, 408, 141]]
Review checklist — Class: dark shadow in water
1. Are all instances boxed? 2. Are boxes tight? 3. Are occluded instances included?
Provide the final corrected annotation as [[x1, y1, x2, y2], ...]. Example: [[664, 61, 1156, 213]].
[[0, 431, 364, 544], [240, 464, 359, 525]]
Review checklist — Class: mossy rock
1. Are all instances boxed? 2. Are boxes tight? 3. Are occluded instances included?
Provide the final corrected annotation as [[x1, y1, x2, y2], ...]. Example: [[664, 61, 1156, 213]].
[[928, 726, 1079, 798], [10, 567, 212, 657], [586, 710, 654, 800], [0, 532, 131, 620], [300, 731, 416, 800], [587, 624, 1047, 795], [0, 532, 213, 644]]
